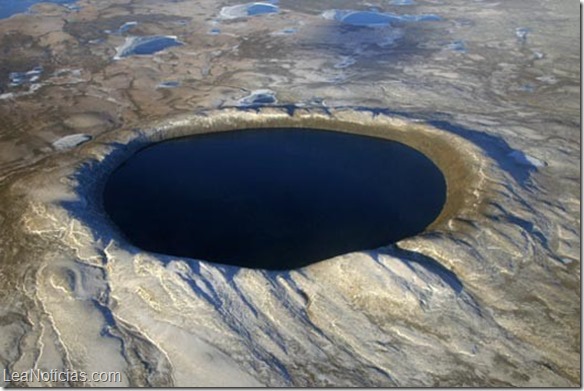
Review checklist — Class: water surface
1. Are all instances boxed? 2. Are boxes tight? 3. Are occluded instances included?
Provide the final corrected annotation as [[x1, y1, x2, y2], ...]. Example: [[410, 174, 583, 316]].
[[0, 0, 76, 19], [103, 128, 446, 269]]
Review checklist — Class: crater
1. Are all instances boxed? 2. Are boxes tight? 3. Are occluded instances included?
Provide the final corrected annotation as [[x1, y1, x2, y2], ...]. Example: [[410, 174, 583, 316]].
[[103, 127, 447, 270]]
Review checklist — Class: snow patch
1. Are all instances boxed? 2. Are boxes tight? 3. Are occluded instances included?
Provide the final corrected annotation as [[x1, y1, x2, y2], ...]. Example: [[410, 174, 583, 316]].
[[53, 134, 92, 150], [508, 150, 546, 168]]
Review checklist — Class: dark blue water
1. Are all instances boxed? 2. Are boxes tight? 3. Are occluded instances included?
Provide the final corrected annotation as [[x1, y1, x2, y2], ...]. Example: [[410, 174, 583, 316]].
[[0, 0, 76, 19], [239, 91, 277, 106], [133, 37, 179, 55], [118, 36, 182, 58], [390, 0, 415, 5], [341, 11, 396, 27], [103, 128, 446, 270], [247, 3, 278, 16]]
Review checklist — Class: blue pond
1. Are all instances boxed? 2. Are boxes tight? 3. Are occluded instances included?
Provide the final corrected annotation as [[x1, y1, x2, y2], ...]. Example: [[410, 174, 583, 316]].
[[116, 21, 137, 35], [103, 128, 447, 270], [117, 36, 182, 58], [219, 2, 279, 19], [239, 90, 277, 106], [157, 80, 180, 88], [247, 94, 275, 104], [342, 11, 396, 27], [247, 3, 277, 16], [328, 9, 440, 28], [447, 40, 467, 53], [0, 0, 77, 19]]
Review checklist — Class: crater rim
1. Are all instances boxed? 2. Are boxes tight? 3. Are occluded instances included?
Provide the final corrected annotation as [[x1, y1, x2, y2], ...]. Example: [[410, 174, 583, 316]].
[[70, 107, 487, 268]]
